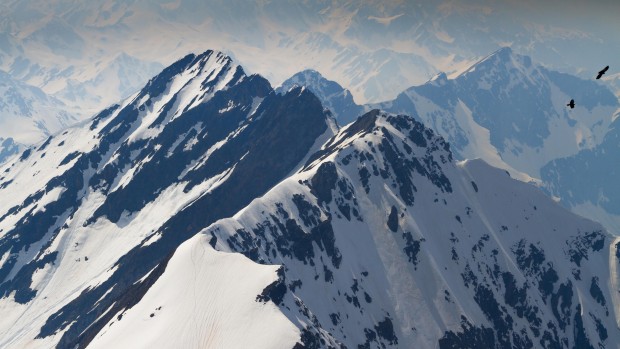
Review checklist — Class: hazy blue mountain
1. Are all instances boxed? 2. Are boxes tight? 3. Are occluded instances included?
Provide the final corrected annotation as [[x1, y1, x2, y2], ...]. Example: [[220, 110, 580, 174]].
[[0, 137, 21, 165], [0, 0, 618, 116], [542, 117, 620, 233], [277, 69, 364, 124], [0, 70, 77, 144], [376, 47, 619, 179]]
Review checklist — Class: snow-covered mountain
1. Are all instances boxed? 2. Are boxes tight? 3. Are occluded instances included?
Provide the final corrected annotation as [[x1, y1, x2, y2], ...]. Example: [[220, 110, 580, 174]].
[[0, 48, 619, 348], [277, 70, 363, 124], [365, 47, 620, 235], [0, 49, 335, 348], [376, 47, 619, 179], [93, 110, 620, 348]]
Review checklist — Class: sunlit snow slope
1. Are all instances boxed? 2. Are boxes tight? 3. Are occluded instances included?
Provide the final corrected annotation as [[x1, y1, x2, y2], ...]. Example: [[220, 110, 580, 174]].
[[97, 110, 620, 348], [88, 239, 300, 349], [0, 50, 334, 348]]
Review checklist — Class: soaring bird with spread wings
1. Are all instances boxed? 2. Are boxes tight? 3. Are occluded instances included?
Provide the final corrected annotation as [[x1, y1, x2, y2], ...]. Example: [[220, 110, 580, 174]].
[[597, 66, 609, 79]]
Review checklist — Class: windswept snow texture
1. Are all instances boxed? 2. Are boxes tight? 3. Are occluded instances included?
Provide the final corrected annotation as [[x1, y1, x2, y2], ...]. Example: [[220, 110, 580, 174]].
[[110, 110, 619, 349], [0, 50, 333, 349], [88, 236, 300, 349], [278, 70, 363, 125]]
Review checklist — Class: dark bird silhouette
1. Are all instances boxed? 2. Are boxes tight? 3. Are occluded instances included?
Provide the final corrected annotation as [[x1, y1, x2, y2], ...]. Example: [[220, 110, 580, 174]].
[[596, 66, 609, 79], [567, 99, 575, 109]]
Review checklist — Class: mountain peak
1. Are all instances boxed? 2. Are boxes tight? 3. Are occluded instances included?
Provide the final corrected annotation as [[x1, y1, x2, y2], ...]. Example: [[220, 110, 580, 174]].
[[129, 49, 247, 126], [191, 49, 234, 68], [0, 48, 336, 348], [459, 45, 534, 78], [481, 46, 515, 64], [298, 69, 323, 77]]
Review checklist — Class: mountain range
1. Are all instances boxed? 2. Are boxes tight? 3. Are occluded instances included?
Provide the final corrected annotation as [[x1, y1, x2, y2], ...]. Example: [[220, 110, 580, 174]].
[[0, 49, 619, 349], [278, 47, 620, 236], [0, 0, 618, 121], [0, 70, 78, 164]]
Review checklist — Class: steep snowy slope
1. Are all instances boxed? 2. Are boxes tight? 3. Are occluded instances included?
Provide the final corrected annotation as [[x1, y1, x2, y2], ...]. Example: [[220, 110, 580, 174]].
[[95, 110, 620, 348], [0, 50, 335, 348], [277, 70, 364, 125], [376, 47, 619, 178], [88, 236, 301, 349]]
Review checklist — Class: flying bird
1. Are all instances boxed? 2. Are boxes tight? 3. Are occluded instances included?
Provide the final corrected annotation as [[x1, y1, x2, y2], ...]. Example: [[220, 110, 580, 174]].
[[567, 99, 575, 109], [596, 66, 609, 79]]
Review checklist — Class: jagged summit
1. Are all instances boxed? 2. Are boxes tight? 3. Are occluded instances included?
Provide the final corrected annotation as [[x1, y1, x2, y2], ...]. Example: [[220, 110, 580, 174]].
[[0, 49, 335, 348], [473, 46, 514, 65], [133, 49, 247, 115]]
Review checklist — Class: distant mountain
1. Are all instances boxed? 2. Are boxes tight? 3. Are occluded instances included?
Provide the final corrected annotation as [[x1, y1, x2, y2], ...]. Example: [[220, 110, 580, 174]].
[[9, 52, 163, 119], [372, 47, 620, 235], [277, 69, 363, 124], [49, 53, 164, 116], [376, 47, 619, 178], [0, 70, 77, 144], [1, 0, 618, 113]]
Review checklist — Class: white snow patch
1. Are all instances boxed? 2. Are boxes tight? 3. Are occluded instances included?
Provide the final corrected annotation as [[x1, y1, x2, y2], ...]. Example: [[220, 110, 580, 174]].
[[142, 232, 162, 247], [88, 236, 300, 349]]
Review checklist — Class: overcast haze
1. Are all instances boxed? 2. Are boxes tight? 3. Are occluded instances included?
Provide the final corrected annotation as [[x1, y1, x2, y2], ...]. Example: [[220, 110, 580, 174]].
[[0, 0, 618, 112]]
